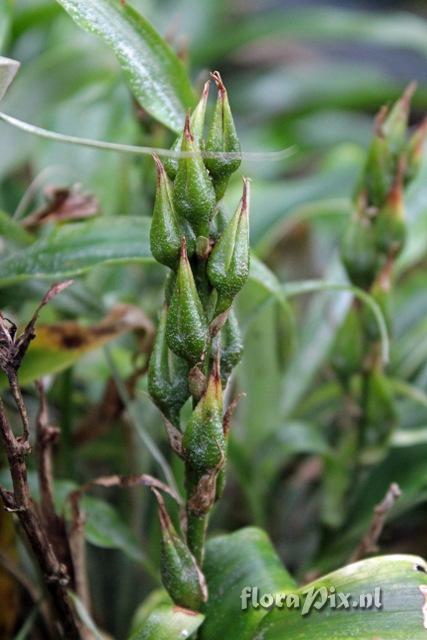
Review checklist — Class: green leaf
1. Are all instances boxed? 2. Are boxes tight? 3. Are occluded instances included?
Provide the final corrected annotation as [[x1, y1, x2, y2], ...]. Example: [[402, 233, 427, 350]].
[[80, 494, 147, 564], [194, 7, 427, 65], [0, 218, 289, 294], [0, 210, 34, 245], [129, 590, 204, 640], [54, 0, 195, 132], [201, 527, 296, 640], [280, 258, 350, 418], [0, 216, 152, 286], [255, 554, 427, 639]]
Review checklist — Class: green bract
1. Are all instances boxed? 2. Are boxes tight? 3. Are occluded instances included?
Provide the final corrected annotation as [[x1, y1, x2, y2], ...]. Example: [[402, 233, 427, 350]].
[[166, 238, 208, 364], [150, 155, 183, 269], [341, 207, 378, 290], [207, 178, 250, 315], [148, 306, 190, 426], [205, 71, 241, 198], [173, 115, 216, 237], [165, 80, 210, 181], [154, 490, 208, 611], [183, 361, 225, 475]]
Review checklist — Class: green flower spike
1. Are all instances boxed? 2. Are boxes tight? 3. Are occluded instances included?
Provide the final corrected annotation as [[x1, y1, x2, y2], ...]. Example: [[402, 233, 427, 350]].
[[207, 178, 250, 315], [166, 237, 208, 364], [183, 354, 225, 476], [150, 154, 184, 269], [173, 113, 216, 237], [165, 80, 210, 181], [152, 488, 208, 611], [205, 71, 241, 199], [148, 306, 190, 426]]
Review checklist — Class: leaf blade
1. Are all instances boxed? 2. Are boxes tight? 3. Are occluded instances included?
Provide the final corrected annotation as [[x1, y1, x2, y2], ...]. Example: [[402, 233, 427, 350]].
[[54, 0, 195, 132], [254, 554, 427, 639], [0, 216, 153, 286]]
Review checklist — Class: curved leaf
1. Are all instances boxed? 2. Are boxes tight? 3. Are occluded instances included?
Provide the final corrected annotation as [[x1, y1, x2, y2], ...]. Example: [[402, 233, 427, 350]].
[[54, 0, 195, 132], [0, 216, 152, 286], [254, 554, 427, 640], [201, 527, 296, 640], [129, 590, 204, 640]]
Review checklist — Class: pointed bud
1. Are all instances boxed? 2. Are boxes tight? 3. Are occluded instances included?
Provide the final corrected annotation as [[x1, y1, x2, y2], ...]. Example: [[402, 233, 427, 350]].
[[183, 356, 225, 476], [173, 114, 216, 237], [148, 307, 190, 426], [164, 80, 210, 181], [383, 82, 416, 156], [166, 238, 208, 364], [341, 201, 378, 290], [331, 303, 365, 383], [362, 367, 396, 462], [205, 71, 241, 186], [375, 163, 406, 258], [405, 116, 427, 184], [150, 155, 185, 269], [363, 109, 393, 208], [153, 489, 208, 610], [207, 178, 250, 315], [219, 308, 243, 382]]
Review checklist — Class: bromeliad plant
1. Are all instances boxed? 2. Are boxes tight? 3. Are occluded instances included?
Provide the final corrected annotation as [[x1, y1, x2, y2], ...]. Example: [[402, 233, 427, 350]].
[[2, 2, 427, 639], [148, 73, 248, 588]]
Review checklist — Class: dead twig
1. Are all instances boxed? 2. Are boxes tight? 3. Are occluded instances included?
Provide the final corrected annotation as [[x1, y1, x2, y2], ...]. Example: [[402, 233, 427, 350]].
[[0, 283, 82, 639], [35, 380, 75, 575], [350, 483, 402, 563]]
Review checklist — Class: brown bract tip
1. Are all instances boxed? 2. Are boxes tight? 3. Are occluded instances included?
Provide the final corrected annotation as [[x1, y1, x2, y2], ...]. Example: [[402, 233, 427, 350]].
[[180, 236, 188, 260], [201, 79, 211, 102], [184, 111, 193, 141], [213, 347, 221, 383], [241, 177, 251, 215], [374, 105, 388, 136], [151, 486, 172, 532], [388, 158, 405, 207], [210, 70, 226, 97], [152, 153, 164, 182], [401, 80, 417, 112], [413, 116, 427, 153]]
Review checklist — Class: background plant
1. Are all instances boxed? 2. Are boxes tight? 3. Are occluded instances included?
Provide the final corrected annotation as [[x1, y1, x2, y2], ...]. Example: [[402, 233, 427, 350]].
[[2, 1, 427, 639]]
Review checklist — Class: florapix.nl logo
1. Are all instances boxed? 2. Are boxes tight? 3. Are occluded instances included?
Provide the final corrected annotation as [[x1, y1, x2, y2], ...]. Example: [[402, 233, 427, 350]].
[[240, 586, 383, 616]]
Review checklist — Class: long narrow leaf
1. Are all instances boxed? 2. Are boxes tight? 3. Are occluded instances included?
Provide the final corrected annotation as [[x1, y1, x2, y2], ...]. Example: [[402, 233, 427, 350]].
[[54, 0, 195, 132]]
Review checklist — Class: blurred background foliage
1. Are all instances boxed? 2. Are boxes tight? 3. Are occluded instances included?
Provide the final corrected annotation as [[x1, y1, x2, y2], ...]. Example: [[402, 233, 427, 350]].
[[2, 0, 427, 637]]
